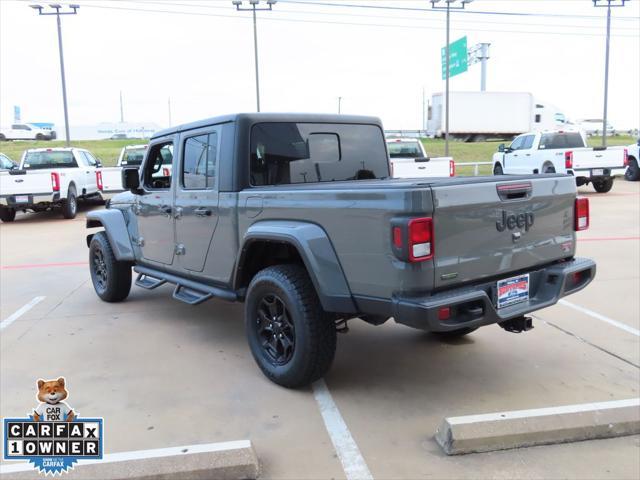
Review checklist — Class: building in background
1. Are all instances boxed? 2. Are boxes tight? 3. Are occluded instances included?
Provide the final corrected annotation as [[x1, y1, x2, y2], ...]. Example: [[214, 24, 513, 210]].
[[70, 122, 163, 140]]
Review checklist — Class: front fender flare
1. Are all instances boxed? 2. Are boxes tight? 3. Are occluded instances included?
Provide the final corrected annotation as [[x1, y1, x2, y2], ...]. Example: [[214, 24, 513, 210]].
[[236, 221, 356, 314], [86, 209, 135, 262]]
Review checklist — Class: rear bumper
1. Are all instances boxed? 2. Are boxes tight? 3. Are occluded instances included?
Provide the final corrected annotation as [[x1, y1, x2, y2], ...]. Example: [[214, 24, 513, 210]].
[[571, 167, 626, 178], [98, 189, 125, 201], [390, 257, 596, 332], [0, 193, 59, 208]]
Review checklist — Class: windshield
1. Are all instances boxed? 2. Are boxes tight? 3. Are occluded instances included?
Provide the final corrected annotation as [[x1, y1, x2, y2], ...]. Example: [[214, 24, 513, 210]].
[[121, 148, 147, 166], [23, 151, 77, 170], [539, 133, 585, 150], [387, 141, 423, 158], [250, 122, 389, 186]]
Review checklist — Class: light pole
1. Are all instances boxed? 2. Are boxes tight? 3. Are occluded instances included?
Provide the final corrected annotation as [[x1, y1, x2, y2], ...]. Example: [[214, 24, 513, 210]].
[[593, 0, 627, 148], [30, 4, 79, 146], [232, 0, 277, 112], [430, 0, 472, 156]]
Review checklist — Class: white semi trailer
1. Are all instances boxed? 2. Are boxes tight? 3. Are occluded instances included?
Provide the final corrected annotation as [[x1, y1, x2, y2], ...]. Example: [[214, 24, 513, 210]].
[[427, 91, 568, 142]]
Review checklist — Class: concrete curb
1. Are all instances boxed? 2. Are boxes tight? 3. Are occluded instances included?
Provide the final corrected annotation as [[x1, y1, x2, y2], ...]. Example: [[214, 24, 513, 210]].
[[435, 398, 640, 455], [0, 440, 259, 479]]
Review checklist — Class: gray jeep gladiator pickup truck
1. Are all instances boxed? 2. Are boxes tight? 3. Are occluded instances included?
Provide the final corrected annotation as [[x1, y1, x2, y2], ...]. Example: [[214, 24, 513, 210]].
[[86, 113, 596, 387]]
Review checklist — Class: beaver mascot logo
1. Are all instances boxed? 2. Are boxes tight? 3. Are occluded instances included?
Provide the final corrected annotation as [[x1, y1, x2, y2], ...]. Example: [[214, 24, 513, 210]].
[[33, 377, 75, 422]]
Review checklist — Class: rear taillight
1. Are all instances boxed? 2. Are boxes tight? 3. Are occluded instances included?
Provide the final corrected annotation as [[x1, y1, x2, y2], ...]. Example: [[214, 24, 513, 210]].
[[163, 167, 170, 177], [449, 160, 455, 177], [51, 172, 60, 191], [391, 217, 434, 262], [408, 218, 434, 262], [565, 151, 573, 169], [575, 197, 589, 231], [96, 171, 103, 191], [624, 148, 629, 166]]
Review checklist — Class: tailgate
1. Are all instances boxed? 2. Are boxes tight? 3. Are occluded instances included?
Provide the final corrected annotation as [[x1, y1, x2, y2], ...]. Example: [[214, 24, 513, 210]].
[[573, 148, 624, 169], [392, 158, 451, 179], [432, 176, 576, 289], [100, 167, 124, 192], [0, 171, 53, 196]]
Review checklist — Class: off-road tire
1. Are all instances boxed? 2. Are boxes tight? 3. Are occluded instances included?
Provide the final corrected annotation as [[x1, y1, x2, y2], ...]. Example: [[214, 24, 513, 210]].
[[89, 231, 132, 302], [61, 187, 77, 219], [431, 327, 478, 339], [0, 134, 6, 141], [625, 157, 640, 181], [0, 207, 16, 222], [245, 264, 337, 388], [493, 163, 504, 175], [35, 133, 45, 141], [593, 177, 614, 193]]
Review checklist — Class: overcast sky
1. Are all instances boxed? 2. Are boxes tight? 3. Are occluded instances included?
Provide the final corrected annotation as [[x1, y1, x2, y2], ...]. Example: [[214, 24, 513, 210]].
[[1, 0, 639, 132]]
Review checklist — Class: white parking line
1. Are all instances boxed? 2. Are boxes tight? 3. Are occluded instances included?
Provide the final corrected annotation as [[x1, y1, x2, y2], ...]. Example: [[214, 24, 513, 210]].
[[312, 379, 373, 480], [0, 440, 252, 474], [0, 296, 45, 331], [559, 299, 640, 337]]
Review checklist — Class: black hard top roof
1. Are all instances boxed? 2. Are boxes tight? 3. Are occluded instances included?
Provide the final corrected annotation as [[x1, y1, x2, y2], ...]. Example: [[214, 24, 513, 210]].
[[152, 113, 383, 139]]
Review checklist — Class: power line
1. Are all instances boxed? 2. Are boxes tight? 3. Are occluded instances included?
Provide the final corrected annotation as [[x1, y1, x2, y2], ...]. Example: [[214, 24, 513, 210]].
[[69, 2, 639, 37], [121, 0, 640, 31], [279, 0, 640, 20]]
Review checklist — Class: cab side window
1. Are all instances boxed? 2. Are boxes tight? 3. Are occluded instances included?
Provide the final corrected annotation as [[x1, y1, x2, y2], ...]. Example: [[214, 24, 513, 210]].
[[143, 142, 173, 190], [521, 135, 535, 150], [182, 133, 217, 190], [509, 136, 525, 151]]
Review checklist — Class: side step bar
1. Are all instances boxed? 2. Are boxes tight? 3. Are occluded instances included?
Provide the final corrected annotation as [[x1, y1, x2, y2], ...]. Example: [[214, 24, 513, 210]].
[[134, 265, 237, 305]]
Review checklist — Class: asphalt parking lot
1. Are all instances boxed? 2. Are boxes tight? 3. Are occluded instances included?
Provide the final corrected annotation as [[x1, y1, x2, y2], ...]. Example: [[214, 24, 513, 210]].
[[1, 179, 639, 479]]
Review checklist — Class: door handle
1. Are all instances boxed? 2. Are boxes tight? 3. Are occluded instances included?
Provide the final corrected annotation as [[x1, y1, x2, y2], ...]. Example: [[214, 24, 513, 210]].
[[194, 208, 212, 217], [160, 205, 172, 217]]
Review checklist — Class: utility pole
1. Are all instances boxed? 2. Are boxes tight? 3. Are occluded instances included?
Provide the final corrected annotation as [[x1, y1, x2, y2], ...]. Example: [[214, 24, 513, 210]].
[[592, 0, 626, 148], [30, 4, 78, 146], [232, 0, 277, 112], [422, 87, 426, 133], [338, 96, 342, 114], [119, 91, 124, 123], [430, 0, 473, 157]]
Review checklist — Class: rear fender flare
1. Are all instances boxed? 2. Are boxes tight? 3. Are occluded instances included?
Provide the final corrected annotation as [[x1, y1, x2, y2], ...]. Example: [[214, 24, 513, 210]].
[[86, 209, 135, 261], [235, 221, 357, 314]]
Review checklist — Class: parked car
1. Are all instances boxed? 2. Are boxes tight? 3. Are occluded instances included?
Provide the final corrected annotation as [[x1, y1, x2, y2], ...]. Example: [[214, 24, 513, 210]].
[[85, 113, 596, 388], [0, 153, 17, 170], [110, 133, 128, 140], [0, 123, 56, 141], [625, 139, 640, 181], [572, 119, 616, 137], [97, 144, 171, 199], [492, 130, 628, 193], [0, 147, 103, 222], [386, 137, 455, 178]]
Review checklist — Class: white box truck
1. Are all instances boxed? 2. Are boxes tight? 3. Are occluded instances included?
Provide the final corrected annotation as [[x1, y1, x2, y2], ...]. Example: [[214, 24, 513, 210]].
[[427, 92, 567, 141]]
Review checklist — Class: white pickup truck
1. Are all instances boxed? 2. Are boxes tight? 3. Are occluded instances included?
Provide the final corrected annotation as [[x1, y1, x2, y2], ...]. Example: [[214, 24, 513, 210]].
[[625, 139, 640, 181], [0, 148, 103, 222], [0, 123, 56, 141], [492, 130, 628, 193], [97, 144, 172, 199], [386, 137, 455, 178]]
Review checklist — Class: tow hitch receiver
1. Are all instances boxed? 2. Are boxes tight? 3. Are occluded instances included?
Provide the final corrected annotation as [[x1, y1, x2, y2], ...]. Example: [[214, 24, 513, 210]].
[[499, 316, 534, 333]]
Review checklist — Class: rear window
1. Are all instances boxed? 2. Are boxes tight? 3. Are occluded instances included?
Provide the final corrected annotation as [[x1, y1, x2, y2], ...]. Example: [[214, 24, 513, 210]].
[[250, 122, 389, 186], [387, 141, 423, 158], [539, 133, 585, 150], [121, 148, 147, 166], [23, 151, 77, 169]]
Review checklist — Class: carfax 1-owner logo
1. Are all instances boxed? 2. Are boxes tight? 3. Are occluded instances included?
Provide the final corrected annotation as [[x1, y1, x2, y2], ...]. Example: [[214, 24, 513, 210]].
[[3, 377, 103, 476]]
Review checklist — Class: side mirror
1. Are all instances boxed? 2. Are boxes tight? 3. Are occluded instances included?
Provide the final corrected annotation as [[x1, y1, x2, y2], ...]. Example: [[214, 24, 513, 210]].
[[122, 167, 141, 193], [498, 144, 505, 152]]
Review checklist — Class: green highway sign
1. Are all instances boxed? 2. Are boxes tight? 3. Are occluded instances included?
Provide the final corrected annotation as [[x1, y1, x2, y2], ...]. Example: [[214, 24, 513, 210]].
[[441, 36, 468, 80]]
